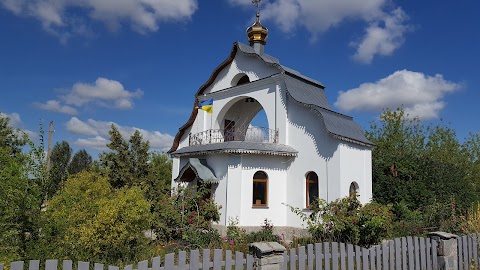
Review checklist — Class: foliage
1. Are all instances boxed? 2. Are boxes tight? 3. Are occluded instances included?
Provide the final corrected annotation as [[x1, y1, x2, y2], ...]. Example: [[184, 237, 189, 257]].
[[0, 115, 43, 262], [32, 171, 152, 265], [245, 218, 279, 243], [67, 149, 92, 175], [367, 108, 478, 234], [144, 151, 172, 203], [287, 195, 393, 247], [152, 185, 221, 244], [46, 141, 72, 199]]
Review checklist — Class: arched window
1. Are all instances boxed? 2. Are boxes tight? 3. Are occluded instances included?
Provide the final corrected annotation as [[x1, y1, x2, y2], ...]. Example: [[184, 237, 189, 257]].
[[237, 75, 250, 85], [253, 171, 268, 207], [349, 182, 359, 197], [306, 172, 319, 207]]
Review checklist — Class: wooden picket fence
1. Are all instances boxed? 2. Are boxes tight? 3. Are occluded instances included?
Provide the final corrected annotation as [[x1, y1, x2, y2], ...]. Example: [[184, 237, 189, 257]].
[[3, 235, 480, 270]]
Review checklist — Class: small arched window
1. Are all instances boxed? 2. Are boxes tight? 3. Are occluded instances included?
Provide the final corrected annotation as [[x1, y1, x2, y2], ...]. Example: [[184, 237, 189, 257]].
[[349, 182, 359, 197], [306, 172, 319, 207], [237, 75, 250, 85], [253, 171, 268, 207]]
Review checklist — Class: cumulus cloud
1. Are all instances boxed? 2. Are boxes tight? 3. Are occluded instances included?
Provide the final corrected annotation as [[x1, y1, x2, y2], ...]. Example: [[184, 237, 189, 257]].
[[334, 70, 461, 120], [66, 117, 174, 151], [63, 78, 143, 109], [35, 77, 143, 115], [34, 100, 78, 115], [0, 0, 198, 42], [229, 0, 410, 62], [351, 8, 410, 64], [0, 112, 37, 140]]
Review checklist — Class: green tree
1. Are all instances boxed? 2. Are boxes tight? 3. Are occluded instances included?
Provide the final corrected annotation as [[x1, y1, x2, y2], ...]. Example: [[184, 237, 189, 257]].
[[145, 151, 172, 202], [0, 115, 42, 262], [34, 171, 152, 264], [68, 149, 92, 175], [367, 108, 477, 234], [100, 125, 149, 188], [46, 141, 72, 199]]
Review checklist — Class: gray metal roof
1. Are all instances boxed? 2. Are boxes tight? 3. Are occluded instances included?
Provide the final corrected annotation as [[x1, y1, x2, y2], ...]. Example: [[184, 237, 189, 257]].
[[283, 74, 331, 110], [174, 158, 219, 183], [171, 141, 298, 157]]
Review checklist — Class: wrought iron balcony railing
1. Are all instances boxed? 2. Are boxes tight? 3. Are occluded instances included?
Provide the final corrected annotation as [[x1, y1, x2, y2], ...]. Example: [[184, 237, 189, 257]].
[[189, 127, 278, 146]]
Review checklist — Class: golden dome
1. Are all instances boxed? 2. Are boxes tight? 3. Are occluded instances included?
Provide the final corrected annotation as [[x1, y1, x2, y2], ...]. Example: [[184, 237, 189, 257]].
[[246, 14, 268, 46]]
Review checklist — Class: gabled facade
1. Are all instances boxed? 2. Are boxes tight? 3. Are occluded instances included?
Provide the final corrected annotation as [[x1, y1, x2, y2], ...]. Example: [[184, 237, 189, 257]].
[[169, 17, 373, 229]]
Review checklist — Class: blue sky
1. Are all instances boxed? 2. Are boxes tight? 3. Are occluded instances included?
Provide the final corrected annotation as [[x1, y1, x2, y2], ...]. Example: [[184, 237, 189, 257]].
[[0, 0, 479, 157]]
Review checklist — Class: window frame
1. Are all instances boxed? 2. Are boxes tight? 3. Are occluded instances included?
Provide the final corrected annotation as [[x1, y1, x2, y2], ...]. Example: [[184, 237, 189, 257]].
[[252, 171, 268, 207], [306, 172, 319, 208]]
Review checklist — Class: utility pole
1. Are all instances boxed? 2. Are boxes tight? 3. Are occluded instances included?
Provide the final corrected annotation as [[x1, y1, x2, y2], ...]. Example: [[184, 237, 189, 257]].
[[46, 121, 54, 172]]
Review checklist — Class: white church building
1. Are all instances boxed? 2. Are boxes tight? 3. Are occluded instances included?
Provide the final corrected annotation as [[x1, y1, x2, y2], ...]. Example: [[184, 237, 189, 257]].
[[168, 10, 373, 230]]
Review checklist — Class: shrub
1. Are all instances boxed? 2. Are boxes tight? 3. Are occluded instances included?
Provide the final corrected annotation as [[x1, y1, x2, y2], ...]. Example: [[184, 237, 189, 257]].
[[287, 196, 393, 247]]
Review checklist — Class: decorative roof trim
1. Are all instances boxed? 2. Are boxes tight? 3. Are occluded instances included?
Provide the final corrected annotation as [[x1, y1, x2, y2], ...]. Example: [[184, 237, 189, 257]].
[[171, 149, 298, 158], [174, 158, 219, 184]]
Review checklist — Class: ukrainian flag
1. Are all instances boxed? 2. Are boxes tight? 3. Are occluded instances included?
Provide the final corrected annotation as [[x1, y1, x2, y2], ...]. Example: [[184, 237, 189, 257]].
[[198, 98, 213, 114]]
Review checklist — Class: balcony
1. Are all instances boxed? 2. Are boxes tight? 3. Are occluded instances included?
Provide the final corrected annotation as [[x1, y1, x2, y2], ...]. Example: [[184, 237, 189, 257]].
[[189, 126, 278, 146]]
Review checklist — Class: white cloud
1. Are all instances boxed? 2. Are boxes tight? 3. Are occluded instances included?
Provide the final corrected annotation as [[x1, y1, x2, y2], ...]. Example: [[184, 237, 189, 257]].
[[34, 100, 78, 115], [0, 0, 198, 41], [0, 112, 38, 140], [351, 8, 410, 64], [35, 77, 143, 115], [63, 78, 143, 109], [334, 70, 461, 120], [230, 0, 410, 62], [67, 117, 174, 151]]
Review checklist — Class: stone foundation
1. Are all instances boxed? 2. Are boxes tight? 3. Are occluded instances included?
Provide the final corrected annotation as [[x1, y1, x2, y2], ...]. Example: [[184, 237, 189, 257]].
[[212, 224, 310, 241]]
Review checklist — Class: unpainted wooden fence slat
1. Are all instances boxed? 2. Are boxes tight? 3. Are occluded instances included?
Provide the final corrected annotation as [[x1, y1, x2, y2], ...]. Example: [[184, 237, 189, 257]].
[[298, 246, 306, 270], [164, 253, 174, 270], [29, 260, 40, 270], [224, 250, 233, 270], [394, 239, 401, 270], [369, 248, 375, 270], [307, 244, 314, 270], [234, 251, 243, 270], [213, 249, 222, 270], [463, 236, 469, 270], [361, 248, 369, 270], [282, 251, 288, 270], [324, 243, 330, 270], [355, 246, 361, 270], [473, 234, 479, 269], [246, 254, 254, 270], [315, 243, 323, 270], [202, 249, 210, 270], [347, 244, 354, 270], [290, 247, 297, 270], [152, 257, 161, 270], [375, 246, 381, 270], [413, 237, 420, 270], [11, 261, 23, 270], [401, 238, 407, 270], [78, 261, 89, 270], [432, 240, 438, 270], [469, 236, 474, 267], [332, 242, 339, 270], [339, 243, 346, 270], [138, 260, 148, 270], [426, 239, 431, 270], [93, 263, 103, 270], [381, 243, 388, 270], [45, 260, 58, 270], [178, 251, 187, 270], [190, 250, 200, 270], [63, 260, 73, 270], [407, 237, 414, 270], [420, 238, 426, 270], [458, 238, 464, 270], [389, 241, 394, 270]]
